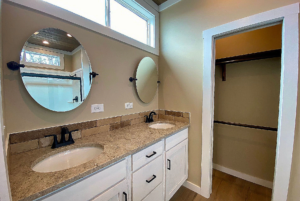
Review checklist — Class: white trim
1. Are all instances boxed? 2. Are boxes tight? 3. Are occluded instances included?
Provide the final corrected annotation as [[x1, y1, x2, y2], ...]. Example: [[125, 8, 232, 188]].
[[7, 0, 159, 55], [213, 164, 273, 189], [71, 45, 82, 55], [159, 0, 181, 12], [143, 0, 159, 12], [183, 181, 202, 195], [201, 3, 300, 201]]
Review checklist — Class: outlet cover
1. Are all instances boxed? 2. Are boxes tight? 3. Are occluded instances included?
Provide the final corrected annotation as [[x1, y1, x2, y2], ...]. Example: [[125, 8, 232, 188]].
[[125, 103, 133, 109], [91, 104, 104, 113]]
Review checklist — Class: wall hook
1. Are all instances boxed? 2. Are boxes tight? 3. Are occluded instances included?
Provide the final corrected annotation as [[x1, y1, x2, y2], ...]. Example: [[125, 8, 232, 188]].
[[129, 77, 138, 82], [7, 61, 25, 71]]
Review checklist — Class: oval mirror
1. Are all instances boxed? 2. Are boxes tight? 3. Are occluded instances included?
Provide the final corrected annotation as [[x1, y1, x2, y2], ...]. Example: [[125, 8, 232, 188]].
[[135, 57, 158, 103], [20, 28, 93, 112]]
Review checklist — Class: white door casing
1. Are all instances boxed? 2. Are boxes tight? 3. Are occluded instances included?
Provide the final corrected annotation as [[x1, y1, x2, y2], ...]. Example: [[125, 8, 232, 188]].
[[201, 3, 300, 201]]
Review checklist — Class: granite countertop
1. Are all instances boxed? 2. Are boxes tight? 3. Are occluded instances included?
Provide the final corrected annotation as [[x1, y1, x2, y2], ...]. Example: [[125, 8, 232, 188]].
[[9, 120, 189, 201]]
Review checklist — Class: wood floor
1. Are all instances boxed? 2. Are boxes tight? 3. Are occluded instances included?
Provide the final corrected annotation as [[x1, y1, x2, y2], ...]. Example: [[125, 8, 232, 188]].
[[170, 170, 272, 201]]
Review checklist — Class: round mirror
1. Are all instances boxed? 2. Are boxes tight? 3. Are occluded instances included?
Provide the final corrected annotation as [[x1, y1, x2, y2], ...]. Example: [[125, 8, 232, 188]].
[[20, 28, 93, 112], [135, 57, 158, 103]]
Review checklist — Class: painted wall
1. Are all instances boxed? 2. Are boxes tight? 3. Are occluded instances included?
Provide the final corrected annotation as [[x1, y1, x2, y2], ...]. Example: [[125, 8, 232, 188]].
[[0, 0, 12, 199], [2, 2, 158, 135], [159, 1, 300, 200], [214, 58, 280, 182], [215, 24, 282, 59], [71, 50, 82, 72]]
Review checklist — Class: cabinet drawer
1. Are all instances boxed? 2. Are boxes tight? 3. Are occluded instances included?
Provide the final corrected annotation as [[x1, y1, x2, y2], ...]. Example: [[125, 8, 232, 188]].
[[133, 156, 163, 201], [132, 140, 163, 172], [142, 183, 163, 201], [41, 159, 127, 201], [166, 128, 188, 151]]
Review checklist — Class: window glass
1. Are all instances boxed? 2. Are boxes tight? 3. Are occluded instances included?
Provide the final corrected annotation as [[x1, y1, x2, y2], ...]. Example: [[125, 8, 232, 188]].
[[43, 0, 106, 26], [110, 0, 148, 44], [23, 50, 61, 66]]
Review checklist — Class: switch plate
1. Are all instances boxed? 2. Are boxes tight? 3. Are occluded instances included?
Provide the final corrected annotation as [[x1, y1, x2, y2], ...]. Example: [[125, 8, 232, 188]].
[[125, 102, 133, 109], [91, 104, 104, 113]]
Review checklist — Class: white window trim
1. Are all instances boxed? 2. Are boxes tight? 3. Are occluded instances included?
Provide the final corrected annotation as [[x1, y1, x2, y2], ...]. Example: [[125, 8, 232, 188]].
[[200, 3, 299, 201], [8, 0, 159, 55], [21, 44, 65, 70]]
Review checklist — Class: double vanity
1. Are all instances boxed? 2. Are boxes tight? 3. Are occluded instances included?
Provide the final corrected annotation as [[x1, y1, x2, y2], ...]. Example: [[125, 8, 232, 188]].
[[9, 119, 189, 201]]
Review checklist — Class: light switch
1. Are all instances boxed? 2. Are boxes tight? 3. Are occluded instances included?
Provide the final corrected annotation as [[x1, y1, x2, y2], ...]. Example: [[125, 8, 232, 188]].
[[91, 104, 104, 113]]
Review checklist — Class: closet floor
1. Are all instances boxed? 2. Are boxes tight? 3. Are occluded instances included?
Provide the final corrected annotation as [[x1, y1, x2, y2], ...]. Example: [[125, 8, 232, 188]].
[[170, 169, 272, 201]]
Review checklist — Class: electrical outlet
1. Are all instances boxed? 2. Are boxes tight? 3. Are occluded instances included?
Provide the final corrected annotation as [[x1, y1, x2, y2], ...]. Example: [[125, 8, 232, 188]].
[[91, 104, 104, 113], [125, 102, 133, 109]]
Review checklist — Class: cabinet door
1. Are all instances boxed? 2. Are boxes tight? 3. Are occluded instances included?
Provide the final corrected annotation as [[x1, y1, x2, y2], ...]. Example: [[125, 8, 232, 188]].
[[165, 139, 188, 201], [92, 180, 128, 201]]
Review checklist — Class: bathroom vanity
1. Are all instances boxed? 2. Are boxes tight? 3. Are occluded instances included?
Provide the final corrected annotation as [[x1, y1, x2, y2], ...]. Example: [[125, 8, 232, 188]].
[[38, 128, 188, 201], [9, 117, 189, 201]]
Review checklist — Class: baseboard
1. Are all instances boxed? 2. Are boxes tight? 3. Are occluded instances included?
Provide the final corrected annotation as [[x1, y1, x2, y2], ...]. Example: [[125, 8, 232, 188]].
[[213, 163, 273, 189], [183, 181, 203, 195]]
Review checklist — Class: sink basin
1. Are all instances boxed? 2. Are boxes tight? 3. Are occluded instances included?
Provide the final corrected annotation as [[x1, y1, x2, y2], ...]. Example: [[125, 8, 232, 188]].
[[149, 123, 175, 129], [32, 145, 103, 173]]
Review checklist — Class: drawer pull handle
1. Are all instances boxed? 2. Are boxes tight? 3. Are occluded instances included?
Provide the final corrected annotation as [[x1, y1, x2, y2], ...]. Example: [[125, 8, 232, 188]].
[[167, 159, 171, 170], [146, 151, 157, 158], [146, 175, 157, 183], [123, 192, 128, 201]]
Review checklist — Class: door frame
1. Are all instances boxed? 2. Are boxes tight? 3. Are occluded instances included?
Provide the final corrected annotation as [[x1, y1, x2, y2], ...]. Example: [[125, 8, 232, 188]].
[[201, 3, 300, 201]]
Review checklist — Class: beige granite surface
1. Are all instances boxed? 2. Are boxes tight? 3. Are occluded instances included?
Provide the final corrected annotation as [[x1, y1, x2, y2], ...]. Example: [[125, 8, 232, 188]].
[[9, 120, 189, 201]]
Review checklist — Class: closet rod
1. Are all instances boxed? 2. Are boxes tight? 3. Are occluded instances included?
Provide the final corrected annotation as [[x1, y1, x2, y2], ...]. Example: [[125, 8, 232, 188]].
[[214, 120, 277, 131]]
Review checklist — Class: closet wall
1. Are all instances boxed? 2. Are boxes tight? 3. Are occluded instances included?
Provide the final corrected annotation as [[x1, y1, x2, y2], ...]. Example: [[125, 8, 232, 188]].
[[213, 25, 281, 182]]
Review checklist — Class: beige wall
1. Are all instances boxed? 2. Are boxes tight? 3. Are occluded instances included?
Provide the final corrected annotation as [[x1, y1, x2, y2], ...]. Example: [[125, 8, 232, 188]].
[[72, 50, 82, 72], [2, 1, 158, 135], [215, 24, 282, 59], [214, 58, 280, 181], [64, 54, 73, 72], [159, 0, 300, 199]]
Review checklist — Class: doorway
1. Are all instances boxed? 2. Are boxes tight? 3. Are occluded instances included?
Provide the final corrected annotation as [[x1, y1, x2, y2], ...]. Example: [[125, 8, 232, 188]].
[[212, 24, 281, 200], [201, 4, 299, 201]]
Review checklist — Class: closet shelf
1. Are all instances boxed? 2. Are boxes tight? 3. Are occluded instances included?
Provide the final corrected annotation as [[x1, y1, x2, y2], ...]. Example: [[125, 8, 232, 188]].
[[214, 120, 277, 131], [216, 49, 281, 81]]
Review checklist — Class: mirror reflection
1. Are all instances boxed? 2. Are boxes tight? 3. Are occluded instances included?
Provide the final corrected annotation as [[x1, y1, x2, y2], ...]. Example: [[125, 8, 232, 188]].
[[135, 57, 158, 103], [20, 28, 92, 112]]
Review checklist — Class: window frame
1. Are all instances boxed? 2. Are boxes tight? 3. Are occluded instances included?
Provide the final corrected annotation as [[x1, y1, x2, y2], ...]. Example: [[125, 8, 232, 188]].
[[8, 0, 159, 55]]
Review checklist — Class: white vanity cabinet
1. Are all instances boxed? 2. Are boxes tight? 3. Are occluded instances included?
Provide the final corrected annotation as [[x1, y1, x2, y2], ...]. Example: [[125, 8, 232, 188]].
[[38, 128, 188, 201], [92, 180, 128, 201], [40, 159, 128, 201]]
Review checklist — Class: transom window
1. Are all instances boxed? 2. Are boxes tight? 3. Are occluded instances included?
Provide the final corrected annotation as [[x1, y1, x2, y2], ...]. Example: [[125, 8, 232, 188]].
[[21, 51, 61, 66], [43, 0, 155, 47]]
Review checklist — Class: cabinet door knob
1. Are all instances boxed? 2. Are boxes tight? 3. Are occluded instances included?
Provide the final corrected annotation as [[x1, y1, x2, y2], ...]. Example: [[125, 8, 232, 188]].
[[123, 192, 128, 201], [146, 151, 157, 158], [167, 159, 171, 170], [146, 175, 157, 183]]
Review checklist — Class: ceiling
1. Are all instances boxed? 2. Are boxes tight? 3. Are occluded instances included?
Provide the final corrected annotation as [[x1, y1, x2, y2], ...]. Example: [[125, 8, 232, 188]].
[[152, 0, 167, 5], [27, 28, 81, 52]]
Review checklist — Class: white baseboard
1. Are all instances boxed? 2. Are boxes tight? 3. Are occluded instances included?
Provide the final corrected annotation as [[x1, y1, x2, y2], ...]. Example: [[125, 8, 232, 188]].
[[213, 164, 273, 189]]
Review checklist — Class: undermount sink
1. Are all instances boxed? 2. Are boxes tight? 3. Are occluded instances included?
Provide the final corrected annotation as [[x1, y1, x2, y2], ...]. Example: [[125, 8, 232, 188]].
[[32, 145, 104, 173], [149, 123, 175, 129]]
